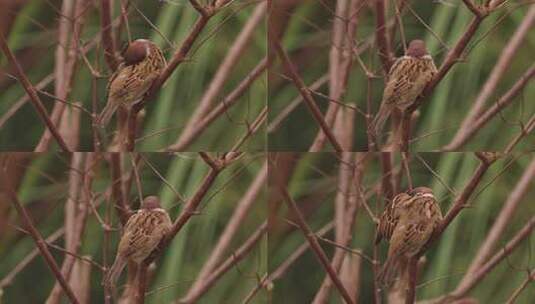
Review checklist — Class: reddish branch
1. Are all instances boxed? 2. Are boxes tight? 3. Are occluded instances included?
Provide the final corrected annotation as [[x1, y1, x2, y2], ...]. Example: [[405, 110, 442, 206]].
[[0, 33, 70, 151], [375, 0, 394, 72], [4, 183, 80, 303], [439, 215, 535, 303], [457, 156, 535, 295], [179, 221, 268, 303], [273, 40, 343, 153], [128, 4, 215, 150], [174, 2, 266, 150], [36, 0, 89, 151], [403, 153, 497, 302], [183, 162, 267, 301], [443, 63, 535, 151], [101, 0, 119, 70], [167, 57, 269, 151], [134, 152, 240, 303], [109, 153, 132, 224], [277, 185, 355, 304], [313, 153, 368, 303], [310, 0, 362, 151]]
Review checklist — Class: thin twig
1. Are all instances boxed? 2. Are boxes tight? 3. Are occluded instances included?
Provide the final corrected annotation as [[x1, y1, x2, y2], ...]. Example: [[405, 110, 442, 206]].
[[277, 185, 355, 304], [0, 33, 70, 151], [3, 181, 80, 304], [272, 40, 343, 153]]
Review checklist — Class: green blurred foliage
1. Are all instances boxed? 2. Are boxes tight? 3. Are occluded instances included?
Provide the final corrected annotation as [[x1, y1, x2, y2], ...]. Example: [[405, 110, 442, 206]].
[[269, 152, 535, 303], [0, 0, 266, 151], [0, 152, 267, 303], [268, 2, 535, 151]]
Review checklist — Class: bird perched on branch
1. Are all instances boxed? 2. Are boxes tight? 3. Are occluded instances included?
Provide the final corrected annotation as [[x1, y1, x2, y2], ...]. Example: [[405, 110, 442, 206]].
[[375, 187, 442, 286], [99, 39, 166, 126], [372, 40, 437, 137], [103, 196, 171, 286]]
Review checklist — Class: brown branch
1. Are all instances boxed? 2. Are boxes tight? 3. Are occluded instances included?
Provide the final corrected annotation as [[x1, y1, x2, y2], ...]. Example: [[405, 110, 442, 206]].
[[101, 0, 119, 70], [183, 162, 267, 301], [46, 153, 85, 304], [3, 181, 80, 304], [228, 106, 267, 152], [168, 57, 268, 151], [35, 0, 89, 151], [462, 0, 485, 17], [134, 154, 238, 303], [127, 12, 215, 149], [439, 215, 535, 302], [0, 74, 54, 129], [443, 62, 535, 151], [242, 221, 335, 303], [135, 263, 148, 304], [380, 152, 395, 201], [273, 40, 343, 153], [506, 269, 535, 304], [0, 229, 64, 289], [432, 153, 495, 239], [505, 112, 535, 152], [189, 0, 210, 17], [406, 153, 496, 301], [459, 154, 535, 287], [179, 221, 268, 304], [146, 14, 212, 101], [313, 152, 368, 303], [109, 153, 132, 225], [277, 185, 355, 304], [375, 0, 394, 73], [407, 15, 486, 115], [0, 33, 70, 151], [174, 1, 265, 150], [405, 257, 418, 304], [309, 0, 351, 152]]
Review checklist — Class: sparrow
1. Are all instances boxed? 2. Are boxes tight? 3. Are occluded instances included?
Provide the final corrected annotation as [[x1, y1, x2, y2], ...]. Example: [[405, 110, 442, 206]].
[[103, 196, 172, 285], [99, 39, 166, 126], [372, 39, 437, 137], [375, 187, 442, 286]]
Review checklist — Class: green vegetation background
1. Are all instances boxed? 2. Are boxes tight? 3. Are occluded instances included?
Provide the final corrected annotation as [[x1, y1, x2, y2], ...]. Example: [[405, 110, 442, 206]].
[[269, 153, 535, 303], [0, 1, 266, 151], [0, 153, 267, 303], [268, 3, 535, 151]]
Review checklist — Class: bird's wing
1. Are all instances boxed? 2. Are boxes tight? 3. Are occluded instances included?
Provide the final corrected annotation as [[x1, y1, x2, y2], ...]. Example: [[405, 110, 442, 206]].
[[382, 58, 414, 106], [375, 193, 411, 244], [387, 220, 433, 258]]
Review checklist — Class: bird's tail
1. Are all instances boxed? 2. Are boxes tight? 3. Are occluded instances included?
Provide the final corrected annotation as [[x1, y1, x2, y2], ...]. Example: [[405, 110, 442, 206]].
[[103, 256, 126, 286], [371, 104, 392, 138], [377, 255, 402, 287], [98, 102, 119, 127]]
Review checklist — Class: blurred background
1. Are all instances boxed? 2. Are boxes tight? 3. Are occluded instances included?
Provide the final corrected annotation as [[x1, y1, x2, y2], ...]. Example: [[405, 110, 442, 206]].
[[0, 152, 267, 303], [0, 0, 266, 151], [268, 1, 535, 151], [268, 152, 535, 303]]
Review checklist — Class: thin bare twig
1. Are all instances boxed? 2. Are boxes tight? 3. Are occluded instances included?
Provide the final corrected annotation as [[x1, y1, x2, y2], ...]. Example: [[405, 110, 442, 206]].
[[0, 33, 70, 151], [277, 185, 354, 304], [272, 40, 343, 153], [3, 180, 80, 304]]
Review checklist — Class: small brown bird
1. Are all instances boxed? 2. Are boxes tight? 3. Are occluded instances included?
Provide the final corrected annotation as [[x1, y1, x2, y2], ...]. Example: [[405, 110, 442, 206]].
[[99, 39, 166, 126], [103, 196, 171, 285], [372, 40, 437, 136], [375, 187, 442, 286]]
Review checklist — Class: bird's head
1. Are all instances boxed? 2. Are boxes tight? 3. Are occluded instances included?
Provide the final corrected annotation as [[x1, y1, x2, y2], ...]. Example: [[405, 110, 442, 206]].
[[142, 196, 161, 210], [408, 187, 435, 199], [406, 39, 428, 58], [123, 39, 151, 65]]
